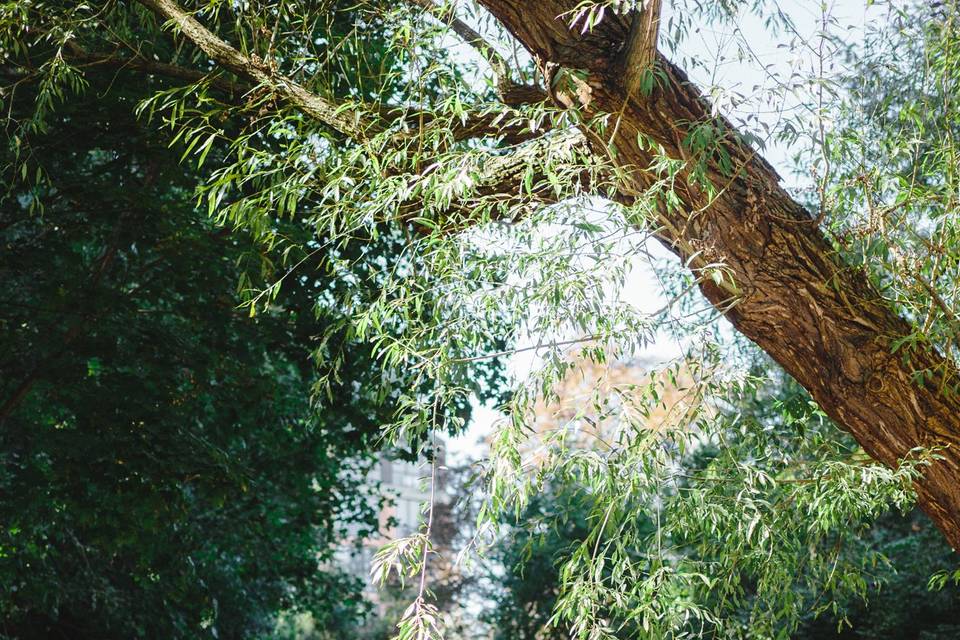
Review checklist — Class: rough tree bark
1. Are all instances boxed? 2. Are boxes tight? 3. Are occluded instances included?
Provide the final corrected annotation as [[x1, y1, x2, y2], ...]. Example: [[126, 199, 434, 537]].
[[477, 0, 960, 548]]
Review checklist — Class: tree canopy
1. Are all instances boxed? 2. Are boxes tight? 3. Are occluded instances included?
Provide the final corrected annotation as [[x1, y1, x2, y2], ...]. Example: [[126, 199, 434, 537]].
[[4, 0, 960, 638]]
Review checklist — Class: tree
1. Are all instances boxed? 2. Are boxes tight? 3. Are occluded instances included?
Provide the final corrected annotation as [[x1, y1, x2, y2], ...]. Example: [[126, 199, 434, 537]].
[[5, 0, 960, 637], [480, 479, 653, 640], [792, 510, 960, 639], [481, 450, 960, 640], [478, 369, 960, 639], [0, 62, 399, 638]]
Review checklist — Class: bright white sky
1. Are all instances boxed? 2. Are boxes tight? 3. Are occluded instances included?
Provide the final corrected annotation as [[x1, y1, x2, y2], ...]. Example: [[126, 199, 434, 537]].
[[445, 0, 892, 463]]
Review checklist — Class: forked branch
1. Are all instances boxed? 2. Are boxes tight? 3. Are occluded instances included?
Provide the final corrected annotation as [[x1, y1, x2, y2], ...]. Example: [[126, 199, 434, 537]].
[[139, 0, 546, 145]]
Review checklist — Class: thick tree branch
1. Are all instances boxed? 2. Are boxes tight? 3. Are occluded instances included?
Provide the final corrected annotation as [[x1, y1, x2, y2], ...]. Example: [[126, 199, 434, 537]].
[[138, 0, 379, 140], [478, 0, 960, 548], [138, 0, 547, 147], [445, 109, 553, 144], [450, 127, 590, 215], [132, 0, 591, 229], [397, 128, 592, 231]]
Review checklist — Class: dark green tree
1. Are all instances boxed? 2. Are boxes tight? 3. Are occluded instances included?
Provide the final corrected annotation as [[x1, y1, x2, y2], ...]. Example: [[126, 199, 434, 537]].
[[0, 69, 395, 639], [793, 511, 960, 640], [0, 3, 506, 634]]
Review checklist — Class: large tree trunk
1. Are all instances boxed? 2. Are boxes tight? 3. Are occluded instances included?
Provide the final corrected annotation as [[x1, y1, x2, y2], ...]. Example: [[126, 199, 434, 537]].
[[478, 0, 960, 548]]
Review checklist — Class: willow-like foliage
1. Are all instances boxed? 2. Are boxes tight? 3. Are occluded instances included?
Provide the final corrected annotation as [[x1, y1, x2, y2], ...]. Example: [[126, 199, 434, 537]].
[[3, 1, 960, 639]]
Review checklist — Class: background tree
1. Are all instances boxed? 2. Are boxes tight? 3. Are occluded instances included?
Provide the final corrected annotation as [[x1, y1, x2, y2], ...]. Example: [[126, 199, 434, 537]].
[[0, 61, 398, 639], [476, 370, 960, 639]]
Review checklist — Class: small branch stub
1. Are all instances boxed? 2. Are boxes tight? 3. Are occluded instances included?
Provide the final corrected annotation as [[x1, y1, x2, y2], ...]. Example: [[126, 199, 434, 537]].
[[621, 0, 662, 96]]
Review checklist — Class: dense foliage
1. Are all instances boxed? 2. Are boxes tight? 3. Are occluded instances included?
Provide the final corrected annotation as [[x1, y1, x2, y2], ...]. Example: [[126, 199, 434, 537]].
[[3, 1, 960, 639], [484, 484, 960, 640], [478, 374, 960, 639], [0, 72, 393, 638]]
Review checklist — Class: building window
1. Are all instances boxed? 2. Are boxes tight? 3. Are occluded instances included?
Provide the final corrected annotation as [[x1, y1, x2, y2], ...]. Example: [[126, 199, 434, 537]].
[[392, 461, 424, 489], [396, 497, 423, 535]]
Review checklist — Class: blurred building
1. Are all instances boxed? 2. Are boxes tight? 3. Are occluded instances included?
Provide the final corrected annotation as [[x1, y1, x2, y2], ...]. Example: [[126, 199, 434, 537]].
[[339, 449, 440, 605], [530, 354, 701, 451], [378, 455, 433, 537]]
